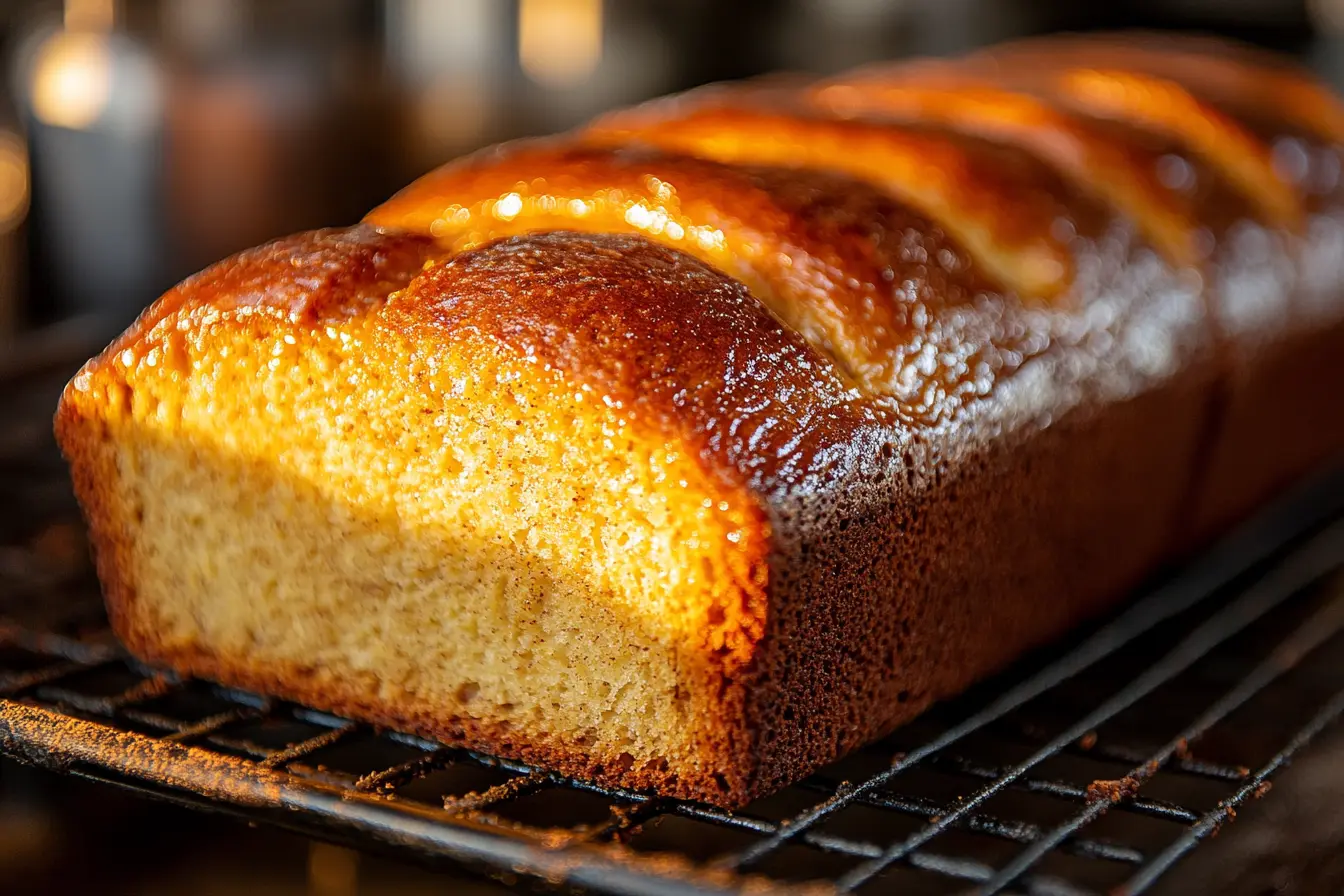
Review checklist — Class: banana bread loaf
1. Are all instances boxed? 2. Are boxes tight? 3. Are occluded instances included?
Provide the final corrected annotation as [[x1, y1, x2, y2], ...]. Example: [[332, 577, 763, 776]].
[[55, 33, 1344, 807]]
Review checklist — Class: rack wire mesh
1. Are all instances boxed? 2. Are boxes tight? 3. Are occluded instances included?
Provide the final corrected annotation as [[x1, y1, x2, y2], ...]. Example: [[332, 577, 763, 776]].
[[5, 356, 1344, 895]]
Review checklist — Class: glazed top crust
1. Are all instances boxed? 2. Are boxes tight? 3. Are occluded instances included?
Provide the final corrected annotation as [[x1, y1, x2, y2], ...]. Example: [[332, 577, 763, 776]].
[[965, 33, 1344, 148], [584, 91, 1109, 300], [92, 34, 1344, 507], [382, 232, 894, 493], [101, 226, 440, 351], [367, 140, 1039, 421], [89, 223, 894, 503]]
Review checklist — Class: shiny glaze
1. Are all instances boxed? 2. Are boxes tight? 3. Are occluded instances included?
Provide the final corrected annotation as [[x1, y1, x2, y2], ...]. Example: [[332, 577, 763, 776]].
[[366, 141, 1028, 423], [804, 56, 1304, 362], [806, 59, 1290, 271], [808, 68, 1207, 269], [967, 37, 1344, 217], [357, 35, 1344, 450], [585, 92, 1099, 299], [580, 84, 1231, 414], [111, 226, 438, 345], [948, 38, 1344, 332], [970, 64, 1302, 230], [381, 231, 893, 495], [972, 34, 1344, 148]]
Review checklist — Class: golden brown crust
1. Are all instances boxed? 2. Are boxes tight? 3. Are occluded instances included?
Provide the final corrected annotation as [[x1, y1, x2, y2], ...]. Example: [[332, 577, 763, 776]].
[[365, 140, 1033, 423], [799, 40, 1344, 546], [584, 90, 1105, 300], [808, 70, 1209, 269], [111, 226, 438, 342], [933, 53, 1304, 231], [975, 39, 1344, 539], [971, 32, 1344, 148], [381, 231, 887, 501]]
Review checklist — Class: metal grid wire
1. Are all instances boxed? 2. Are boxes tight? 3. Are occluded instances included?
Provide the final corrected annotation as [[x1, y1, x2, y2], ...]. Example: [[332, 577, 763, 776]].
[[6, 364, 1344, 895]]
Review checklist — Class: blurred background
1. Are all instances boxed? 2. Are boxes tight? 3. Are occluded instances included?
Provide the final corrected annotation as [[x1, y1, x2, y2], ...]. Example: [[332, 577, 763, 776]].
[[0, 0, 1342, 349], [3, 0, 1344, 892]]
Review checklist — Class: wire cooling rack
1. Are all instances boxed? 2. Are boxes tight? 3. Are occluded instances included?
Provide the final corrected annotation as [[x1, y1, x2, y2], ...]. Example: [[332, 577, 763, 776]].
[[5, 359, 1344, 895]]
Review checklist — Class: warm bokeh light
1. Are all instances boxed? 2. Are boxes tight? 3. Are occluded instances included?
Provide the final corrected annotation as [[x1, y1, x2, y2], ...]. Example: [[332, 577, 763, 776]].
[[64, 0, 115, 33], [414, 76, 491, 148], [0, 132, 30, 231], [30, 31, 113, 130], [519, 0, 603, 89]]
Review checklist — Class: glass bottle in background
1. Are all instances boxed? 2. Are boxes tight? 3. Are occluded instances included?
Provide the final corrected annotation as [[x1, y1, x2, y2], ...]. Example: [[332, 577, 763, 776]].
[[12, 0, 164, 332], [159, 0, 399, 278], [8, 0, 400, 335], [1309, 0, 1344, 90], [383, 0, 508, 176]]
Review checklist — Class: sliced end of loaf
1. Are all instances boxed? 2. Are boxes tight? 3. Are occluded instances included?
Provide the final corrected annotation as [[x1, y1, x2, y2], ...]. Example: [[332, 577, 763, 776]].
[[55, 281, 773, 803]]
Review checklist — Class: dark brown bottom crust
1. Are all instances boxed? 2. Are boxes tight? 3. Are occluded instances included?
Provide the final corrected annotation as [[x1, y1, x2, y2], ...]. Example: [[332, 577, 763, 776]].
[[114, 628, 741, 806]]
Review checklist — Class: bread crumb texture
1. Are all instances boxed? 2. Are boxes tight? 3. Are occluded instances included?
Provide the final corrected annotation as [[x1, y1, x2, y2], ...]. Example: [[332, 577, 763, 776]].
[[56, 230, 795, 803]]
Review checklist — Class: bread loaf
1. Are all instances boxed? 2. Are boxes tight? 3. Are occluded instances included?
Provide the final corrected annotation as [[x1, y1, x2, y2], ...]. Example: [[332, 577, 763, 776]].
[[55, 34, 1344, 807]]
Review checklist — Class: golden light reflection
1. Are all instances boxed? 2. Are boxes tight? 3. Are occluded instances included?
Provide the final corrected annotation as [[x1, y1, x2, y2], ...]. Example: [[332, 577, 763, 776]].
[[31, 31, 113, 130], [1058, 69, 1303, 231], [519, 0, 603, 89], [0, 133, 30, 231], [583, 110, 1074, 298], [810, 80, 1202, 269]]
